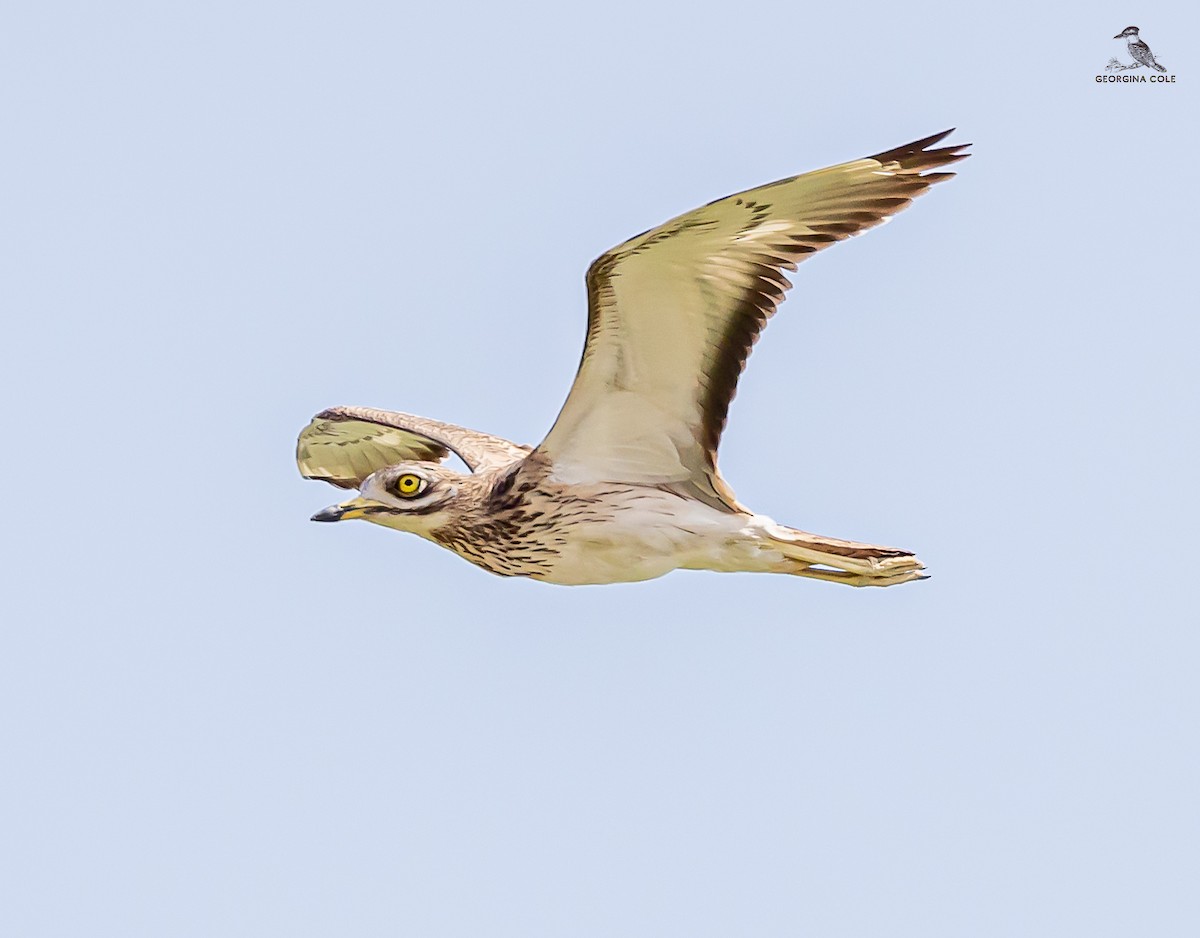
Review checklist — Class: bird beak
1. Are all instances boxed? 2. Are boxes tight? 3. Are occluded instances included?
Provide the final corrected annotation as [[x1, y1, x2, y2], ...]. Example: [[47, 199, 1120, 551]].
[[311, 495, 376, 522], [1113, 31, 1123, 38]]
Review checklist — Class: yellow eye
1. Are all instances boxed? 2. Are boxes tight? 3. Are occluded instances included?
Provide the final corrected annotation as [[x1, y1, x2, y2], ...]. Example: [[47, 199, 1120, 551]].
[[394, 473, 423, 498]]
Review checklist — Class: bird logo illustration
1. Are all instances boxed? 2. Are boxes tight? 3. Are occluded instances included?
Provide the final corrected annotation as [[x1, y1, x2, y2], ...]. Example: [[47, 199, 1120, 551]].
[[1108, 26, 1168, 72]]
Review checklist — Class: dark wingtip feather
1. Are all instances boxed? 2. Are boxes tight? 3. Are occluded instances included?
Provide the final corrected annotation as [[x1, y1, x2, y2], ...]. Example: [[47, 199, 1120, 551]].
[[868, 130, 972, 173]]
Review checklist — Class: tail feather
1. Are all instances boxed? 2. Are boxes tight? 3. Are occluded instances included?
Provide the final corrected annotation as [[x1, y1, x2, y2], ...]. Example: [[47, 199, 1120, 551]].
[[764, 521, 926, 588]]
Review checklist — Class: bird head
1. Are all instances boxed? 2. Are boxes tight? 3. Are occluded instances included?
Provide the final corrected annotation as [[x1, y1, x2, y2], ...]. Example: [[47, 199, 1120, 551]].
[[310, 462, 464, 532], [1114, 26, 1140, 38]]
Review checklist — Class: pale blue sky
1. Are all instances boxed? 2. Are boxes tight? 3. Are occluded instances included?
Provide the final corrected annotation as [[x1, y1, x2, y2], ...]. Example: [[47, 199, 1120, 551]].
[[3, 2, 1198, 936]]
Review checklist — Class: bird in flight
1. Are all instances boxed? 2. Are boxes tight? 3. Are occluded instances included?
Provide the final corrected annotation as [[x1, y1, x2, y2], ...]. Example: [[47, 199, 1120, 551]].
[[297, 130, 969, 587], [1113, 26, 1167, 71]]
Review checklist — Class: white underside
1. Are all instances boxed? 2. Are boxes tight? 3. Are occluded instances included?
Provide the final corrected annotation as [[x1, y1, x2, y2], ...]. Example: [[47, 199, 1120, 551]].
[[517, 487, 925, 588], [535, 498, 791, 586]]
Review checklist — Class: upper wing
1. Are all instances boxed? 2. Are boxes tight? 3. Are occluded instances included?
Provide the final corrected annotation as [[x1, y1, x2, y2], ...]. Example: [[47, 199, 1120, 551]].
[[534, 130, 969, 510], [297, 406, 530, 489]]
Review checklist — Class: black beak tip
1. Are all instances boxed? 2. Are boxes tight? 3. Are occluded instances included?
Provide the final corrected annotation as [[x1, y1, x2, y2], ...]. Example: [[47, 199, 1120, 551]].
[[311, 506, 344, 522]]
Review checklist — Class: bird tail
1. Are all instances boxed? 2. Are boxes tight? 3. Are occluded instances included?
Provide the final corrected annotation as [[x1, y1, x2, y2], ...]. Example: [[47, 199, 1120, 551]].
[[762, 521, 927, 588], [1153, 61, 1166, 72]]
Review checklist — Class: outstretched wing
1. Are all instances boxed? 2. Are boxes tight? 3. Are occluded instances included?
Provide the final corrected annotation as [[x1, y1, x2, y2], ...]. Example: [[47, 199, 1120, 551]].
[[534, 130, 969, 510], [297, 406, 530, 489]]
